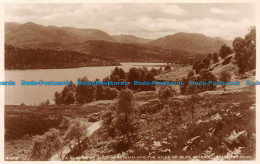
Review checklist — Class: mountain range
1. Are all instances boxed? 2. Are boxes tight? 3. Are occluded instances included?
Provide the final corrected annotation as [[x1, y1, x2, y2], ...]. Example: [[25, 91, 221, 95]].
[[5, 22, 232, 63]]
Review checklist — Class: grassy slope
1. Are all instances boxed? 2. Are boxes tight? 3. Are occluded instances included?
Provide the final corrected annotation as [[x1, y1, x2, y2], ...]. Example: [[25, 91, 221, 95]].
[[79, 61, 256, 160]]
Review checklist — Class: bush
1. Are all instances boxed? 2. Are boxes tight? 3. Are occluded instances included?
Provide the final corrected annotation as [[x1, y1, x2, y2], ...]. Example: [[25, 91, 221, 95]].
[[104, 87, 117, 100], [101, 110, 116, 137], [39, 99, 50, 106], [187, 71, 194, 78], [30, 128, 62, 161], [164, 65, 171, 71], [110, 137, 130, 153], [159, 87, 176, 100]]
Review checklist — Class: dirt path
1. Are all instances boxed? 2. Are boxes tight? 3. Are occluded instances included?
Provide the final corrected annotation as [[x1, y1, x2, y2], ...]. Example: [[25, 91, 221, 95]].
[[50, 121, 101, 161]]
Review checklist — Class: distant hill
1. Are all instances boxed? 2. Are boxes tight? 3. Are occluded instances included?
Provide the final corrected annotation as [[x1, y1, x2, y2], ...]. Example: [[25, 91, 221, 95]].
[[62, 40, 167, 62], [113, 34, 152, 44], [214, 37, 233, 47], [5, 22, 231, 64], [149, 32, 228, 54], [5, 22, 115, 48]]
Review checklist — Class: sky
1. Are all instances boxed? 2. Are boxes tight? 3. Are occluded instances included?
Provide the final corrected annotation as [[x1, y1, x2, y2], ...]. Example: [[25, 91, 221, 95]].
[[5, 3, 256, 40]]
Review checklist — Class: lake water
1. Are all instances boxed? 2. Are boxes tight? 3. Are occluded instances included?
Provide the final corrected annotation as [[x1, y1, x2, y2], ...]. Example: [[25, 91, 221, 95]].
[[5, 62, 166, 105]]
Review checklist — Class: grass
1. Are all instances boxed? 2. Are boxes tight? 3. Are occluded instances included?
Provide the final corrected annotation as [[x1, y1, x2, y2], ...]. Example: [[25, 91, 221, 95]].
[[79, 84, 255, 160]]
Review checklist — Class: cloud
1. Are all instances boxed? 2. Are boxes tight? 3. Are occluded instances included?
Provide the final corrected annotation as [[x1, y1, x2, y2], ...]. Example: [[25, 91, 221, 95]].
[[5, 4, 255, 40], [210, 7, 238, 15]]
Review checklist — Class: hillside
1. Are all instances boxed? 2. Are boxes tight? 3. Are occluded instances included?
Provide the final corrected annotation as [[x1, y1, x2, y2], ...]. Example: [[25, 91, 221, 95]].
[[149, 32, 229, 54], [5, 44, 119, 69], [5, 22, 232, 63], [113, 34, 152, 44], [61, 40, 193, 62], [5, 22, 115, 49]]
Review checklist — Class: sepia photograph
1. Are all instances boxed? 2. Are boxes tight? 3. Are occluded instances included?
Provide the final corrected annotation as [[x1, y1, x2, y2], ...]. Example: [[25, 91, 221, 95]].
[[2, 1, 257, 162]]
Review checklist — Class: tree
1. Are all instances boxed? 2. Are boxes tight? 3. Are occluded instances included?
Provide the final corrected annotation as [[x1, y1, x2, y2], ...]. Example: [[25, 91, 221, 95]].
[[169, 99, 184, 123], [232, 27, 256, 74], [115, 89, 136, 144], [54, 92, 62, 105], [186, 75, 199, 95], [248, 50, 256, 70], [95, 85, 104, 101], [76, 76, 95, 104], [189, 94, 200, 123], [65, 91, 75, 104], [233, 37, 245, 55], [207, 53, 212, 60], [101, 110, 115, 137], [141, 71, 155, 91], [110, 67, 126, 80], [220, 70, 231, 91], [213, 53, 219, 63], [30, 128, 62, 161], [199, 69, 217, 91], [203, 57, 210, 70], [237, 55, 248, 76], [187, 71, 195, 78], [103, 87, 117, 100], [127, 67, 140, 91], [64, 121, 87, 156], [193, 60, 200, 70], [113, 75, 125, 90], [180, 77, 189, 95], [45, 99, 50, 105], [150, 67, 158, 76], [159, 86, 176, 100], [245, 27, 256, 70], [219, 44, 232, 59], [196, 63, 205, 74]]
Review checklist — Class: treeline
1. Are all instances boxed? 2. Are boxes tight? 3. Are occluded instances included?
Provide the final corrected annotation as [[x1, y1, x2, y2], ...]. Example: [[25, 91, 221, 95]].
[[233, 27, 256, 74], [64, 40, 205, 63], [5, 44, 119, 69], [180, 27, 256, 95], [54, 66, 162, 105]]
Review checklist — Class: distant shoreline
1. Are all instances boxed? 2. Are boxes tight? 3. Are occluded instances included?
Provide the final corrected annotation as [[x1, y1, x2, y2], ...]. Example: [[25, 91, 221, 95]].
[[4, 62, 170, 71], [4, 63, 122, 71]]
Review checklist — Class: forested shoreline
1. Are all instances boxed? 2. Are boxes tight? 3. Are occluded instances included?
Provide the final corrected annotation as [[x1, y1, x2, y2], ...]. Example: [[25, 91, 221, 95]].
[[5, 44, 120, 69]]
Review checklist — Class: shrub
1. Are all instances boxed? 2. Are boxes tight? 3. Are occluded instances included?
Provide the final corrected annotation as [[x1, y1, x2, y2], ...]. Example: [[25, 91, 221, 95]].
[[164, 65, 171, 71], [159, 87, 176, 100], [220, 70, 231, 91], [187, 71, 195, 78], [30, 128, 62, 161], [104, 87, 117, 100], [39, 99, 50, 106]]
